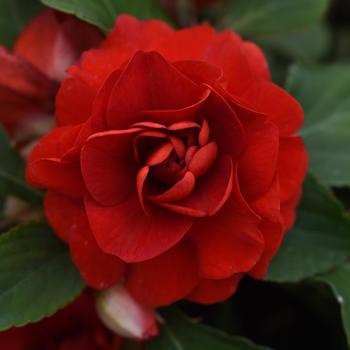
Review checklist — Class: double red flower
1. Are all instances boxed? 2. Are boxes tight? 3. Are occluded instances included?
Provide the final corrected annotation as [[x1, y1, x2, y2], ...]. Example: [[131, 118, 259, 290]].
[[26, 15, 307, 307], [0, 9, 101, 135]]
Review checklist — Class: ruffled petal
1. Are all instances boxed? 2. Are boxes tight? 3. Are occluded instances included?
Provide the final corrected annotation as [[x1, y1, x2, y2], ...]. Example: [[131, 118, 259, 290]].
[[26, 126, 84, 196], [81, 129, 139, 206], [85, 193, 193, 262], [126, 240, 198, 306], [153, 25, 215, 61], [278, 136, 308, 202], [253, 81, 304, 136], [190, 164, 263, 279], [249, 220, 284, 279], [107, 51, 208, 129], [187, 274, 242, 304], [161, 155, 234, 217], [238, 117, 279, 200], [103, 14, 173, 50], [45, 191, 125, 289]]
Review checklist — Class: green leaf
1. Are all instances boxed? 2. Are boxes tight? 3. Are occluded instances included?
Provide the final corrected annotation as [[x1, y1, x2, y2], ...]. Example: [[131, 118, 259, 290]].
[[0, 127, 42, 205], [0, 222, 84, 330], [267, 175, 350, 282], [315, 265, 350, 345], [147, 308, 270, 350], [287, 65, 350, 186], [0, 0, 43, 48], [261, 24, 331, 62], [41, 0, 169, 32], [226, 0, 329, 37]]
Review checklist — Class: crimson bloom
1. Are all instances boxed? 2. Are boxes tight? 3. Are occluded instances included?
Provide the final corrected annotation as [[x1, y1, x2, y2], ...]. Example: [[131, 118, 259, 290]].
[[0, 294, 122, 350], [26, 15, 308, 307], [0, 9, 102, 135]]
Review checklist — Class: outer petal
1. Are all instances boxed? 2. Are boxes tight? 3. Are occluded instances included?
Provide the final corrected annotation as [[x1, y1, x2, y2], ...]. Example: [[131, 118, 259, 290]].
[[253, 81, 304, 136], [278, 137, 308, 202], [249, 220, 284, 279], [187, 274, 242, 304], [153, 25, 215, 61], [203, 31, 256, 99], [107, 51, 208, 129], [14, 9, 102, 81], [45, 191, 125, 289], [26, 126, 84, 196], [238, 118, 279, 200], [126, 240, 198, 306], [103, 14, 173, 50], [241, 42, 271, 81], [190, 164, 264, 279], [85, 193, 193, 263]]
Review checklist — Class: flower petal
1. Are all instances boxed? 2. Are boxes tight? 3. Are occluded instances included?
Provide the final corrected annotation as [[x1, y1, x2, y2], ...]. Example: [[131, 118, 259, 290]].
[[187, 274, 242, 304], [162, 155, 234, 217], [126, 240, 198, 306], [45, 191, 125, 289], [85, 193, 193, 262], [203, 87, 245, 159], [14, 9, 102, 81], [81, 129, 140, 206], [238, 118, 279, 200], [148, 171, 196, 203], [107, 51, 208, 129], [190, 164, 263, 279]]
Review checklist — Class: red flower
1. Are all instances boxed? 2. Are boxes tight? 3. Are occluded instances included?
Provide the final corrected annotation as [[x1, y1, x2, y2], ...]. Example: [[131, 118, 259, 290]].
[[0, 294, 122, 350], [0, 9, 102, 134], [26, 15, 308, 307]]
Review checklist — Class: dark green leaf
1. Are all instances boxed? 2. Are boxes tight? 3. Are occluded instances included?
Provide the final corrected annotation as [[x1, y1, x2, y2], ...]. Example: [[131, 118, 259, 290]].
[[267, 175, 350, 282], [147, 308, 270, 350], [287, 65, 350, 186], [41, 0, 169, 32], [0, 222, 84, 330], [261, 24, 331, 62], [0, 127, 42, 205], [316, 265, 350, 345], [0, 0, 43, 48], [225, 0, 329, 37]]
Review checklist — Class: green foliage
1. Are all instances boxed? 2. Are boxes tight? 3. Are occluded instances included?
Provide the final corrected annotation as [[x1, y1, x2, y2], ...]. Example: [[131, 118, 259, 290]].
[[0, 0, 43, 48], [147, 308, 270, 350], [0, 127, 42, 205], [287, 65, 350, 186], [226, 0, 329, 37], [0, 222, 84, 330], [267, 176, 350, 282], [41, 0, 169, 32], [316, 265, 350, 345]]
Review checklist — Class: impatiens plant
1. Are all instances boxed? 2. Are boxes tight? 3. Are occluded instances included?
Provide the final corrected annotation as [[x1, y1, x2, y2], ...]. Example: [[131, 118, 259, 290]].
[[1, 0, 350, 349]]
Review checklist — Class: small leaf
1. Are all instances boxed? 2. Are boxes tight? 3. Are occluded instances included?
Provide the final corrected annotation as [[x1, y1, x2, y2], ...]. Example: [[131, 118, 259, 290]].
[[0, 0, 43, 48], [315, 265, 350, 345], [0, 127, 42, 205], [225, 0, 329, 37], [261, 24, 331, 62], [287, 65, 350, 186], [41, 0, 169, 32], [267, 175, 350, 282], [0, 222, 84, 330], [147, 308, 270, 350]]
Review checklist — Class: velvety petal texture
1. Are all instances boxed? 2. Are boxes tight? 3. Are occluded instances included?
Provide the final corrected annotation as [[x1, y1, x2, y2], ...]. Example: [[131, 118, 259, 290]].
[[26, 15, 307, 307]]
